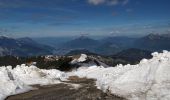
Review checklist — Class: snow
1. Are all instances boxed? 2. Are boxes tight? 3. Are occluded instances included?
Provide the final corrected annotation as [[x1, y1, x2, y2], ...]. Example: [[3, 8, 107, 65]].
[[1, 51, 170, 100], [12, 64, 65, 85], [0, 66, 31, 100], [77, 54, 87, 62], [69, 51, 170, 100], [71, 54, 87, 64], [0, 64, 64, 100]]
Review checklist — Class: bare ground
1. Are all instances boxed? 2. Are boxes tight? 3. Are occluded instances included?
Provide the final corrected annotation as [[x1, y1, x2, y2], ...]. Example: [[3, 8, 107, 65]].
[[6, 76, 125, 100]]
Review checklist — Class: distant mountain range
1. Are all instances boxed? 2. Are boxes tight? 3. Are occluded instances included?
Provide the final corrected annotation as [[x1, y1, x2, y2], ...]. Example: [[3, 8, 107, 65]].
[[101, 36, 136, 47], [1, 33, 170, 56], [0, 36, 55, 56], [59, 33, 170, 55], [33, 36, 137, 55], [44, 36, 137, 55], [62, 36, 99, 50], [134, 33, 170, 51], [33, 37, 74, 47]]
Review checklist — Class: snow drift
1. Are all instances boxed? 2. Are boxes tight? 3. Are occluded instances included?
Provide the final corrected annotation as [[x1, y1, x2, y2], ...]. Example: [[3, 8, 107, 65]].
[[0, 64, 65, 100], [70, 51, 170, 100]]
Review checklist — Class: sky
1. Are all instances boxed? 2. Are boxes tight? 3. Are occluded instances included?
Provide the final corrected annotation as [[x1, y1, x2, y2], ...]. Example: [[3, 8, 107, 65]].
[[0, 0, 170, 37]]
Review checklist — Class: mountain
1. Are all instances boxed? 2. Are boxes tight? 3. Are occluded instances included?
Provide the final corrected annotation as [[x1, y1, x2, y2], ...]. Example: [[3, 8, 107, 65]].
[[32, 36, 101, 55], [33, 36, 139, 55], [54, 36, 100, 55], [59, 36, 138, 55], [134, 33, 170, 51], [113, 48, 152, 63], [0, 36, 55, 56], [30, 34, 170, 56], [101, 36, 136, 47], [32, 37, 74, 48], [94, 36, 137, 55], [94, 42, 122, 55], [62, 36, 99, 49]]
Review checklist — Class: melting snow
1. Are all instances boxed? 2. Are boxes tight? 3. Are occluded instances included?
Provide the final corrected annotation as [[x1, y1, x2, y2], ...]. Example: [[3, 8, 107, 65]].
[[0, 64, 65, 100], [1, 51, 170, 100], [70, 51, 170, 100]]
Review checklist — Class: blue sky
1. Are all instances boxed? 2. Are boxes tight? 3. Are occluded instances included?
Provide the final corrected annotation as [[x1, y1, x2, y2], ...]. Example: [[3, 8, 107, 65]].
[[0, 0, 170, 37]]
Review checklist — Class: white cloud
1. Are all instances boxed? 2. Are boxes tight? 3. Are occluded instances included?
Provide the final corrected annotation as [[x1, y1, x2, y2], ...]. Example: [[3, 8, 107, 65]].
[[88, 0, 105, 5], [88, 0, 129, 6]]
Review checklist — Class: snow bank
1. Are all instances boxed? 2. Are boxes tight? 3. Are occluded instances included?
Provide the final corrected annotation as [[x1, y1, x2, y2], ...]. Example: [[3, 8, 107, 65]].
[[0, 64, 65, 100], [12, 64, 65, 85], [70, 51, 170, 100]]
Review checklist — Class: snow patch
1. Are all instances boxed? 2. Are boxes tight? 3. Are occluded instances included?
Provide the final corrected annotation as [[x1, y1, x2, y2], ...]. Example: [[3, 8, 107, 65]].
[[71, 54, 87, 64], [78, 54, 87, 62]]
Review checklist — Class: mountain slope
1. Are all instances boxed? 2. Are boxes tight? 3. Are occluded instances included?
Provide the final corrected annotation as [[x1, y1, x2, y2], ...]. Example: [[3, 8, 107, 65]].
[[0, 36, 55, 56], [62, 36, 99, 49], [94, 36, 137, 55], [134, 33, 170, 51], [94, 42, 122, 55], [55, 36, 100, 55], [101, 36, 136, 47], [59, 36, 136, 55]]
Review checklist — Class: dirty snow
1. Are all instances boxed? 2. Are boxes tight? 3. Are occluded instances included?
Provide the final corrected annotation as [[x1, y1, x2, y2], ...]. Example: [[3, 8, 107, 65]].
[[1, 51, 170, 100], [0, 64, 65, 100], [70, 50, 170, 100]]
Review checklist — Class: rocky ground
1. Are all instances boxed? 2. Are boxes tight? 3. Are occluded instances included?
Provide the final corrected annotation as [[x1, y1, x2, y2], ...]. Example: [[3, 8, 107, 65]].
[[6, 76, 125, 100]]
